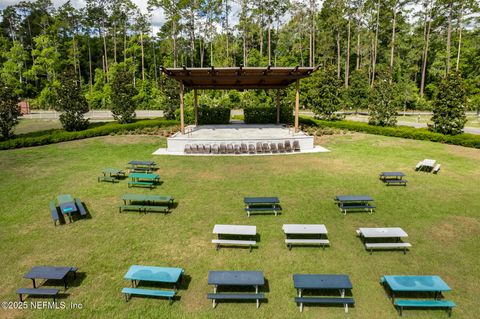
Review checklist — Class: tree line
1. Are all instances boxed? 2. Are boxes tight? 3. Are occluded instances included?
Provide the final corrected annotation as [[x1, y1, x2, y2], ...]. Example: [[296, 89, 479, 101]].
[[0, 0, 478, 138]]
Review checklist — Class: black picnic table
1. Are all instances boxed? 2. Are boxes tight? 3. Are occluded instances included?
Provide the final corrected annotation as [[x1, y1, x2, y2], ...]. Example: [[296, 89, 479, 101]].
[[379, 172, 405, 179], [208, 271, 264, 288], [243, 197, 281, 217], [23, 266, 77, 290]]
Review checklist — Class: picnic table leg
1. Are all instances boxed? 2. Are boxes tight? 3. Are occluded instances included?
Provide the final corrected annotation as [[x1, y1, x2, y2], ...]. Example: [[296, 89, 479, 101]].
[[31, 279, 36, 288], [298, 289, 302, 297], [64, 278, 67, 290], [19, 293, 23, 302]]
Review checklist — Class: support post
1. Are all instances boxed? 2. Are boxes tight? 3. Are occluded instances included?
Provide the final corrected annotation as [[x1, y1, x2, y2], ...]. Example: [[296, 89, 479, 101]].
[[194, 89, 198, 126], [294, 79, 300, 132], [179, 82, 185, 134], [276, 90, 281, 124]]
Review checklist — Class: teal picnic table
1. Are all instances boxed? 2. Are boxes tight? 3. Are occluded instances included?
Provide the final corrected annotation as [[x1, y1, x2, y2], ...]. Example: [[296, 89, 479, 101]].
[[122, 194, 174, 208], [57, 194, 77, 222]]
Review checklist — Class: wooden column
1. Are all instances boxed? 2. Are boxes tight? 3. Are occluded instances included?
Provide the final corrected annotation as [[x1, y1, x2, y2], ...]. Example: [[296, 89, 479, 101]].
[[294, 79, 300, 132], [179, 82, 185, 134], [276, 90, 281, 125], [194, 89, 198, 126]]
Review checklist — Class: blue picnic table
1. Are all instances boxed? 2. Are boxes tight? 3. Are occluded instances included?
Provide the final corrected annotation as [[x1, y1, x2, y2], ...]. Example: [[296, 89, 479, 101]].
[[124, 265, 183, 288]]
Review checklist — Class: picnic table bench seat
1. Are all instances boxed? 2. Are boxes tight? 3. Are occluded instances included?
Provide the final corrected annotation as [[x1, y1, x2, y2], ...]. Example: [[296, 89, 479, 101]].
[[49, 201, 59, 226], [244, 206, 282, 216], [295, 296, 354, 307], [385, 179, 408, 186], [144, 205, 170, 213], [122, 287, 175, 302], [128, 181, 155, 189], [98, 175, 118, 183], [119, 205, 146, 213], [285, 239, 330, 250], [208, 293, 265, 308], [16, 288, 59, 302], [395, 299, 456, 317], [365, 242, 411, 254], [212, 239, 256, 251], [74, 198, 87, 216], [433, 164, 441, 174], [339, 203, 376, 213]]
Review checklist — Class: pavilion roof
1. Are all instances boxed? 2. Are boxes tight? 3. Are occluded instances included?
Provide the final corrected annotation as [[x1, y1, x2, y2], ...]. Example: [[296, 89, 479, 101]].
[[160, 66, 318, 90]]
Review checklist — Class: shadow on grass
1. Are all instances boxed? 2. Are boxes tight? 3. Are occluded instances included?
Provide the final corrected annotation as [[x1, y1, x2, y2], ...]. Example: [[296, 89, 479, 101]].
[[39, 272, 87, 291]]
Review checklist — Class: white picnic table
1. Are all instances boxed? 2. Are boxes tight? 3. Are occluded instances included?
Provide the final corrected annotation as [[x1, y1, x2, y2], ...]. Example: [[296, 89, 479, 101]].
[[421, 159, 436, 169], [213, 224, 256, 236], [282, 224, 328, 235], [358, 227, 408, 238]]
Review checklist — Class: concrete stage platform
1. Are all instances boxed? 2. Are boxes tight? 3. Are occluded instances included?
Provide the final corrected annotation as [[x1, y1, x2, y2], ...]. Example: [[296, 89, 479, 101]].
[[153, 124, 329, 156]]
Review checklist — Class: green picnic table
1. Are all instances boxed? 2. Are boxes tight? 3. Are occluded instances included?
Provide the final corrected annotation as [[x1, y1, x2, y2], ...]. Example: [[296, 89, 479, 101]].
[[102, 168, 125, 177], [122, 194, 174, 207], [129, 173, 160, 182]]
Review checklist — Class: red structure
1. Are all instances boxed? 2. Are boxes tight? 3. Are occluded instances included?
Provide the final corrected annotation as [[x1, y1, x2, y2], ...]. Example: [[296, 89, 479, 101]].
[[18, 101, 30, 115]]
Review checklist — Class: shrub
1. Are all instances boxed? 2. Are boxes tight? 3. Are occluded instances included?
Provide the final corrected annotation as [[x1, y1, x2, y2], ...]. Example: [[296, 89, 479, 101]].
[[368, 73, 400, 126], [110, 68, 138, 123], [244, 106, 293, 124], [197, 106, 231, 124], [0, 118, 179, 150], [300, 117, 480, 149], [0, 81, 20, 139]]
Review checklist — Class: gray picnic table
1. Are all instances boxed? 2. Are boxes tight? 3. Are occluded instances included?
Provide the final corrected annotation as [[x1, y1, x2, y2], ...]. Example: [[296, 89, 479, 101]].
[[24, 266, 77, 290], [379, 172, 405, 179], [359, 227, 408, 238], [293, 274, 354, 312], [208, 271, 265, 308], [243, 197, 281, 217], [102, 168, 125, 177], [128, 160, 156, 166], [335, 195, 375, 214]]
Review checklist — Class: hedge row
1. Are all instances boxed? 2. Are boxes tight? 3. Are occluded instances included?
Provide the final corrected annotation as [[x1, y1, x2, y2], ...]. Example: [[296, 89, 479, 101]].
[[300, 117, 480, 149], [0, 118, 179, 150], [197, 106, 231, 124], [244, 107, 293, 124]]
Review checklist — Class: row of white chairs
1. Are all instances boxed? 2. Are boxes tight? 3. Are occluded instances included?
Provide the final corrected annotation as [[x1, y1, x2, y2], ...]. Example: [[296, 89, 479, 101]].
[[185, 141, 301, 154]]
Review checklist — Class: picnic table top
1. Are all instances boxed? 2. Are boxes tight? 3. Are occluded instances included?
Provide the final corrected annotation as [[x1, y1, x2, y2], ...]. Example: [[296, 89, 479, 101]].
[[124, 265, 183, 283], [208, 271, 264, 286], [129, 173, 160, 180], [379, 172, 406, 177], [335, 195, 374, 202], [382, 275, 451, 292], [244, 197, 280, 204], [122, 194, 173, 202], [57, 194, 77, 214], [24, 266, 73, 280], [213, 224, 256, 236], [358, 227, 408, 238], [102, 168, 124, 175], [293, 274, 352, 290], [282, 224, 327, 234], [421, 159, 436, 167], [128, 161, 156, 166]]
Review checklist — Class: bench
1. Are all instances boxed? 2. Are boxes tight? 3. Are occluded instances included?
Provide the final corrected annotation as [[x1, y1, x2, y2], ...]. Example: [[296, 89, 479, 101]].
[[119, 205, 145, 213], [97, 176, 118, 183], [433, 164, 441, 174], [74, 198, 87, 216], [285, 239, 330, 250], [295, 297, 355, 313], [16, 288, 59, 302], [365, 242, 411, 254], [415, 161, 422, 170], [212, 239, 257, 252], [395, 299, 456, 317], [128, 181, 155, 189], [207, 293, 266, 308], [385, 179, 407, 186], [121, 287, 175, 302], [339, 204, 376, 214], [244, 206, 282, 217], [49, 201, 59, 226], [144, 205, 170, 213]]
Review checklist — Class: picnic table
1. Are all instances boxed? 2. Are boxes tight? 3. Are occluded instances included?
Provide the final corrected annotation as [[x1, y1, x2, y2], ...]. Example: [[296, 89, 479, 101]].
[[127, 161, 157, 173], [243, 197, 281, 217], [293, 274, 354, 312], [334, 195, 375, 215], [381, 275, 455, 316], [282, 224, 330, 250], [122, 194, 174, 207], [24, 266, 77, 290], [102, 168, 125, 177], [129, 173, 160, 182], [379, 172, 407, 186], [418, 159, 436, 171], [212, 225, 257, 251], [208, 271, 265, 308], [124, 265, 184, 288], [358, 227, 411, 254], [57, 194, 77, 215]]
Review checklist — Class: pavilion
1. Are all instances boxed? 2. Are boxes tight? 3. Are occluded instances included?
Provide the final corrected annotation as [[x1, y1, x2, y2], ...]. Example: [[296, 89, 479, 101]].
[[154, 66, 329, 156]]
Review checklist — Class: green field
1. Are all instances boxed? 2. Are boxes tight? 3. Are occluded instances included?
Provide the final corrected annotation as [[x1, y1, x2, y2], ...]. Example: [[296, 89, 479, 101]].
[[0, 134, 479, 319]]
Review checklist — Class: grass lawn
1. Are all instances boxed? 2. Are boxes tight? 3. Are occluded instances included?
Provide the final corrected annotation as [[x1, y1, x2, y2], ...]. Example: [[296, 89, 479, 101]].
[[0, 133, 479, 319], [14, 119, 62, 135]]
